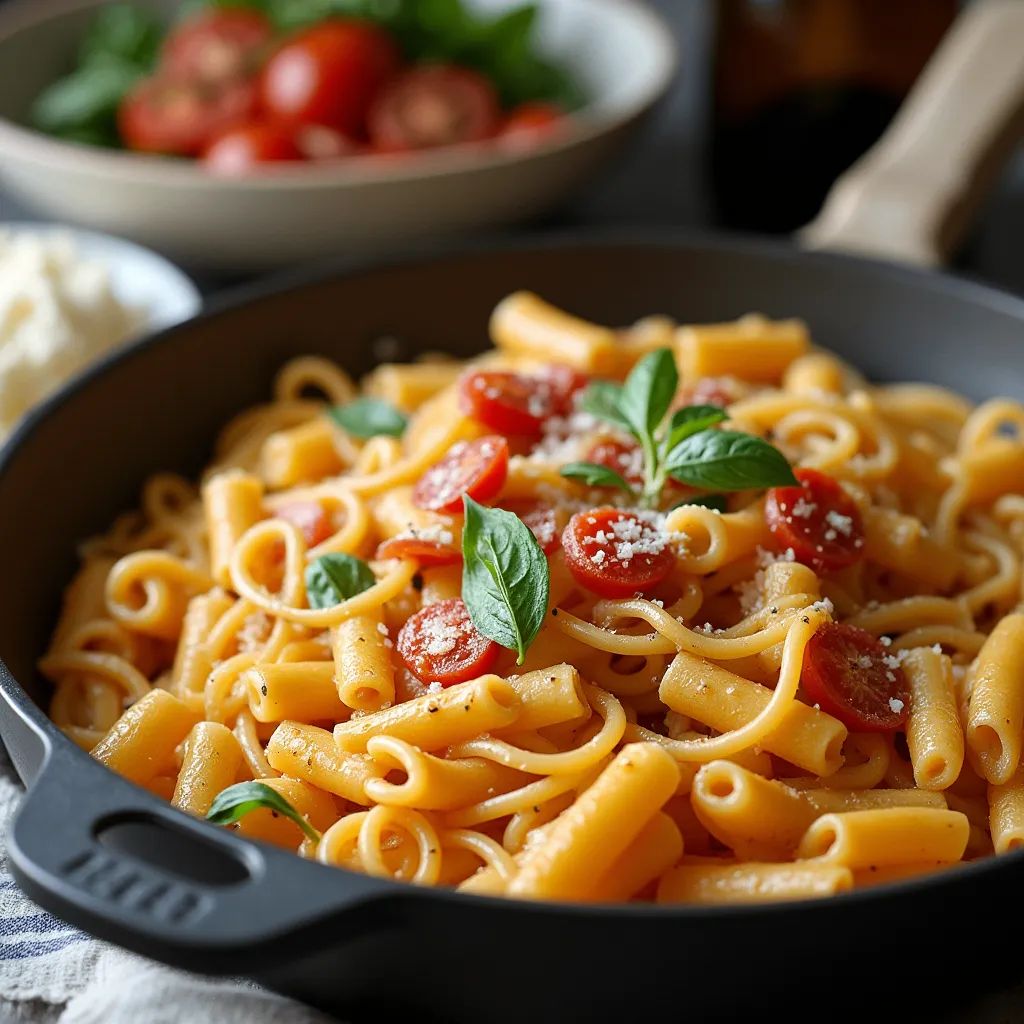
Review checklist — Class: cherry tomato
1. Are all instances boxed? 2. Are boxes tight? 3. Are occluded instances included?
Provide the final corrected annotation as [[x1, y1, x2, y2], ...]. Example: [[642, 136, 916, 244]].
[[412, 436, 509, 513], [119, 75, 258, 156], [162, 9, 273, 84], [584, 438, 645, 489], [397, 597, 499, 686], [562, 508, 676, 599], [368, 65, 501, 151], [376, 535, 462, 566], [458, 365, 585, 437], [501, 499, 559, 555], [502, 101, 564, 141], [202, 121, 305, 174], [275, 501, 333, 547], [260, 18, 400, 136], [544, 363, 589, 411], [765, 469, 865, 574], [680, 377, 738, 409], [801, 622, 910, 732]]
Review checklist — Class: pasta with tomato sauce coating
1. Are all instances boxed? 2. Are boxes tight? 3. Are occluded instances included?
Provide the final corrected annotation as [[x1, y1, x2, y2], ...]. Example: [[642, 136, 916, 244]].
[[44, 291, 1024, 904]]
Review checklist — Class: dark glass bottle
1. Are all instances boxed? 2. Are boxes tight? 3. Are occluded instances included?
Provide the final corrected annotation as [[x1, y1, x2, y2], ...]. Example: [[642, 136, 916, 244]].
[[710, 0, 959, 234]]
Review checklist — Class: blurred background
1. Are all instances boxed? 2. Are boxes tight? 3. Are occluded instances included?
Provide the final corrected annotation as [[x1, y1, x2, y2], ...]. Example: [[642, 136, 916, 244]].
[[2, 0, 1015, 292], [0, 0, 1021, 294]]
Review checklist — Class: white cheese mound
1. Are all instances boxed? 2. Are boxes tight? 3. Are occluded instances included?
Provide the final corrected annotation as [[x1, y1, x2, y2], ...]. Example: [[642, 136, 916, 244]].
[[0, 230, 145, 437]]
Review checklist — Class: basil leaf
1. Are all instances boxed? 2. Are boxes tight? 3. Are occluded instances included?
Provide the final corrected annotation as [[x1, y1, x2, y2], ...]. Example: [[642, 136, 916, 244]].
[[462, 496, 548, 665], [664, 430, 799, 491], [328, 397, 408, 439], [207, 781, 320, 843], [560, 461, 633, 493], [579, 381, 631, 432], [619, 348, 678, 443], [306, 553, 376, 609], [31, 58, 143, 136], [672, 494, 729, 513], [79, 4, 162, 69], [664, 405, 728, 452]]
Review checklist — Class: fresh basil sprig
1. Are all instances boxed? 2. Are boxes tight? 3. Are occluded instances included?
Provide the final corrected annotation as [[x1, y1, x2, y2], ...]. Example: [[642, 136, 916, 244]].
[[559, 461, 633, 493], [575, 347, 797, 506], [328, 398, 408, 440], [461, 496, 548, 664], [207, 781, 320, 843], [306, 553, 376, 609]]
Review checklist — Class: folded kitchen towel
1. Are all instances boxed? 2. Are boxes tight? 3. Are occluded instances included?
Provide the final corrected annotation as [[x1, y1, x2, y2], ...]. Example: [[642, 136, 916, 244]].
[[0, 760, 335, 1024]]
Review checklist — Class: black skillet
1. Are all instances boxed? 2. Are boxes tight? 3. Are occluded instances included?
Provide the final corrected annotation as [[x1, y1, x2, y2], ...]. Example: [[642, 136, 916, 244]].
[[2, 231, 1024, 1024], [4, 4, 1024, 1023]]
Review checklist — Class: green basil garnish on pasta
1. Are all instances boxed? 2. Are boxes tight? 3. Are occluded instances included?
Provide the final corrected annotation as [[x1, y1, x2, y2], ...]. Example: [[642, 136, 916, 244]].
[[579, 380, 632, 432], [618, 347, 679, 442], [663, 430, 799, 491], [328, 397, 408, 439], [662, 404, 729, 453], [571, 347, 796, 506], [461, 496, 549, 664], [559, 461, 634, 494], [306, 553, 377, 609], [207, 781, 320, 843]]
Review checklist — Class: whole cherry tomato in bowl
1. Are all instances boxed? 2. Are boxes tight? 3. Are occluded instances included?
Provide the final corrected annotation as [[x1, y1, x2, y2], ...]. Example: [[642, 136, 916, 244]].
[[368, 66, 502, 152], [161, 9, 274, 84], [260, 18, 401, 137]]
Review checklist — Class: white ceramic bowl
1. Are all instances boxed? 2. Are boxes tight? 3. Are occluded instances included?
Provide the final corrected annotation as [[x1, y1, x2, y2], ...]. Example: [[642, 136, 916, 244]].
[[0, 222, 202, 332], [0, 0, 677, 273]]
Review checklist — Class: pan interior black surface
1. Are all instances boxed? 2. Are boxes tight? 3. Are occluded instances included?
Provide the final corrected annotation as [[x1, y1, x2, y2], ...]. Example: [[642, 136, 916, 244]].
[[3, 234, 1024, 1024]]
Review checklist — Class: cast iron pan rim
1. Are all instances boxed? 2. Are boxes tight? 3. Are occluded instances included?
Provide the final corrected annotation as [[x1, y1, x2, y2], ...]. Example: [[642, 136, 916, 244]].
[[3, 226, 1023, 923]]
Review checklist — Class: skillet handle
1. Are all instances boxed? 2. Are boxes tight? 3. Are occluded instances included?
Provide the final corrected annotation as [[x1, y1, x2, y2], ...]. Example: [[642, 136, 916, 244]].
[[7, 744, 395, 974], [799, 0, 1024, 267]]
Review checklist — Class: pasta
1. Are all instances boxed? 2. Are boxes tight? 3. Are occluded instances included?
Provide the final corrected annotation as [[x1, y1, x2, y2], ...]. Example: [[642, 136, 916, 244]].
[[43, 290, 1024, 905]]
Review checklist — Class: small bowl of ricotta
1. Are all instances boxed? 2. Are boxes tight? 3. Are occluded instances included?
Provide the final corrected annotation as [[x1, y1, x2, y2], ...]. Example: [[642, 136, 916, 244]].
[[0, 223, 200, 439]]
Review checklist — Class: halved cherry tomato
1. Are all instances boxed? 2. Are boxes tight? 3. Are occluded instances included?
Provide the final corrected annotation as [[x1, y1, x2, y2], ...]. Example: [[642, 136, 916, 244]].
[[502, 101, 563, 140], [458, 365, 586, 437], [162, 9, 273, 84], [680, 377, 739, 409], [562, 508, 676, 599], [501, 499, 559, 555], [544, 364, 589, 411], [397, 597, 499, 686], [802, 622, 910, 731], [584, 438, 645, 489], [412, 436, 509, 513], [376, 535, 462, 566], [765, 468, 865, 574], [202, 121, 305, 174], [260, 18, 400, 136], [119, 75, 258, 156], [275, 501, 333, 547], [368, 65, 501, 152]]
